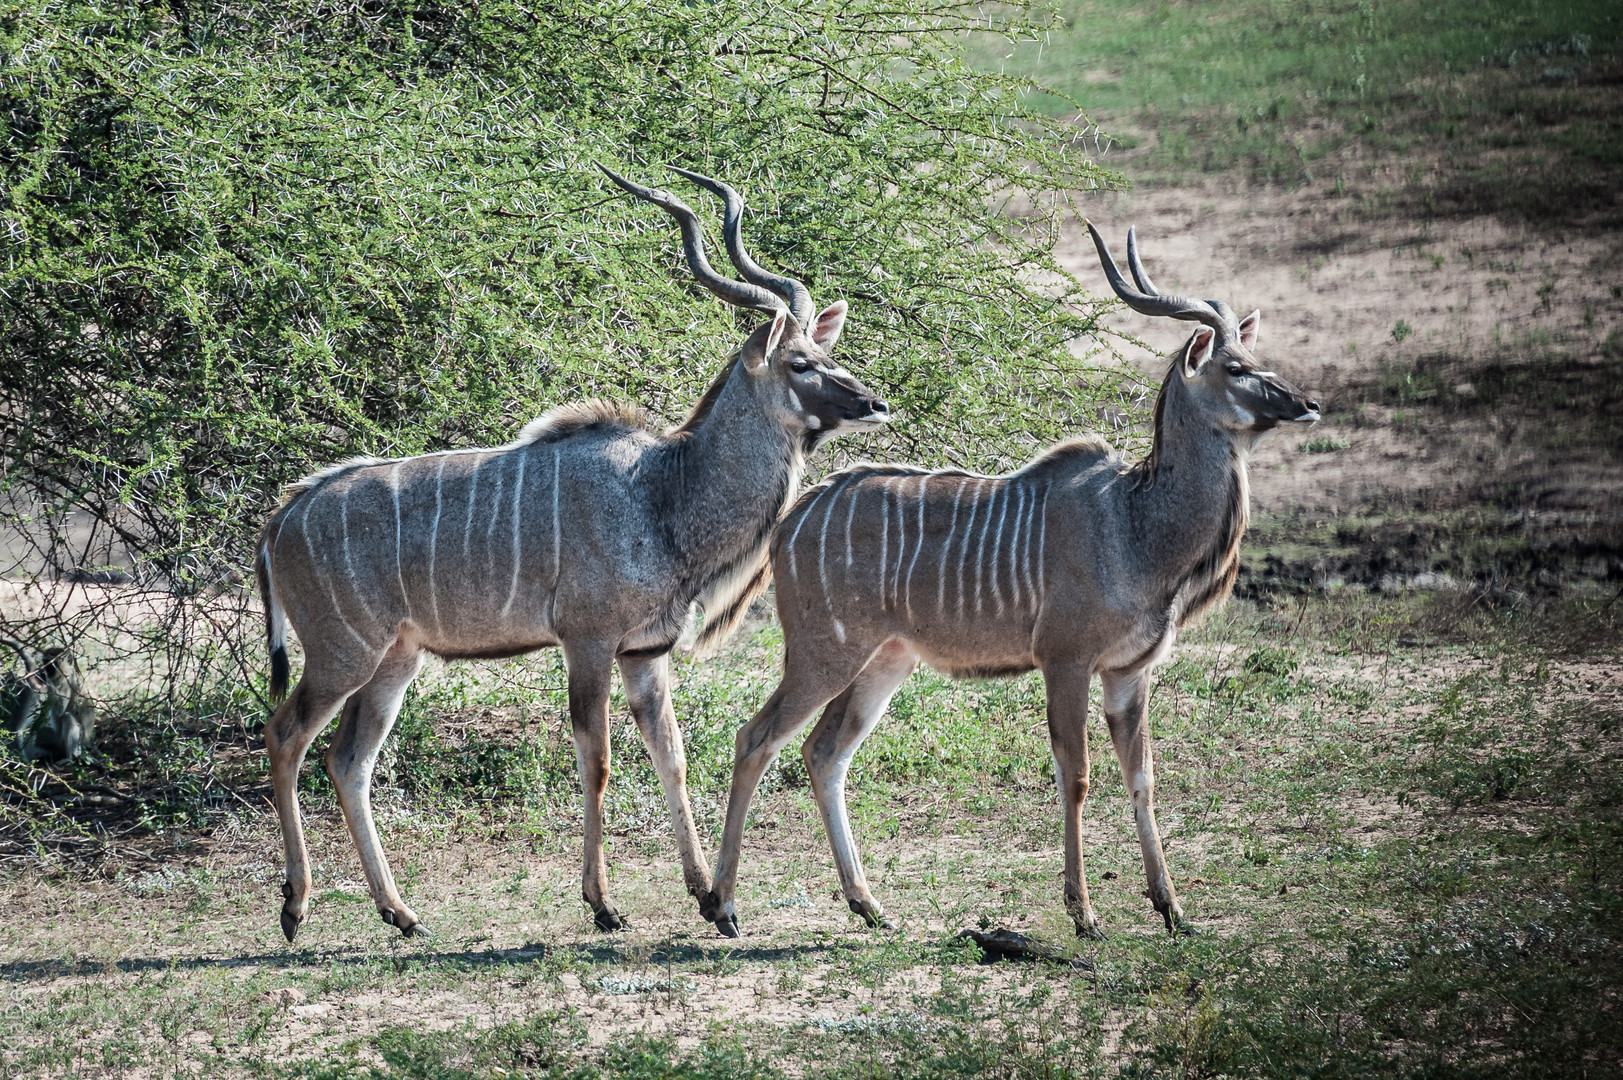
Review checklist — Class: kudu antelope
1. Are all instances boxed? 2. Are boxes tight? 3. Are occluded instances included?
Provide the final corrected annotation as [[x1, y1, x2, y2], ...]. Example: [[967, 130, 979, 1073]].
[[698, 224, 1319, 938], [255, 167, 889, 942]]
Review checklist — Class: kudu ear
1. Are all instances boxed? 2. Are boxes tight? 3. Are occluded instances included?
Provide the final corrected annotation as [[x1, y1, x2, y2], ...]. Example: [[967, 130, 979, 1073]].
[[740, 310, 789, 373], [1181, 326, 1216, 378], [810, 301, 848, 352], [1238, 309, 1261, 351]]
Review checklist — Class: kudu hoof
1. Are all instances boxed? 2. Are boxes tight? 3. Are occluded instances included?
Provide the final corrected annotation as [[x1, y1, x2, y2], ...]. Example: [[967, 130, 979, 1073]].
[[697, 890, 737, 935], [280, 907, 302, 943], [1168, 916, 1199, 937], [848, 899, 891, 930], [279, 881, 303, 943], [380, 908, 430, 939], [593, 907, 628, 932], [1074, 921, 1108, 942]]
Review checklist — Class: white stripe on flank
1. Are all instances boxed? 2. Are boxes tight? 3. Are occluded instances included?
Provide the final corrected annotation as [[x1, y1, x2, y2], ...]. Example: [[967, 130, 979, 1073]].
[[938, 477, 967, 615], [903, 474, 928, 622], [786, 483, 832, 583], [550, 447, 562, 584], [1005, 485, 1025, 613], [485, 453, 506, 579], [844, 479, 861, 569], [1035, 485, 1050, 610], [975, 481, 998, 615], [392, 462, 412, 619], [1019, 484, 1039, 604], [302, 489, 370, 650], [500, 452, 528, 616], [427, 455, 447, 633], [338, 488, 379, 628], [877, 478, 892, 608], [463, 452, 488, 558], [892, 476, 908, 609], [989, 483, 1011, 616], [956, 479, 982, 618], [817, 479, 844, 642]]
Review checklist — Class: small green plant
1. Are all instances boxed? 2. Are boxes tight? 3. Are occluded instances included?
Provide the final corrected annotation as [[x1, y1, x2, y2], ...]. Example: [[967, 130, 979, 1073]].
[[1392, 320, 1414, 342], [1379, 361, 1441, 404], [1300, 436, 1351, 453]]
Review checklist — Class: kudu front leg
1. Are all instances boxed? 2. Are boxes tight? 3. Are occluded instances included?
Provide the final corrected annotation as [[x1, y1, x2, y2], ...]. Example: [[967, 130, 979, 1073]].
[[618, 653, 712, 901], [1043, 661, 1105, 939], [565, 641, 626, 931], [1101, 669, 1190, 935]]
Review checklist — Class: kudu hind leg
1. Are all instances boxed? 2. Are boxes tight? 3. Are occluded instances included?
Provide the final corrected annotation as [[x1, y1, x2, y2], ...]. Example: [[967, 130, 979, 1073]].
[[703, 645, 870, 936], [267, 669, 365, 942], [1101, 669, 1189, 934], [1044, 661, 1105, 939], [325, 640, 427, 937], [618, 654, 712, 901], [802, 641, 916, 928], [565, 642, 625, 931]]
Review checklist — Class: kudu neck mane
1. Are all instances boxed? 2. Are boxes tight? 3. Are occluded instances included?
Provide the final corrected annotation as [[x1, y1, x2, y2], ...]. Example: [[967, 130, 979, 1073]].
[[1128, 359, 1249, 626]]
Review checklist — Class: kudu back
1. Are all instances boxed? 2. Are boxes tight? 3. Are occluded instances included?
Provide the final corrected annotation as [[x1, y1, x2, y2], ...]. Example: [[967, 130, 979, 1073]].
[[697, 224, 1319, 938], [257, 167, 889, 941]]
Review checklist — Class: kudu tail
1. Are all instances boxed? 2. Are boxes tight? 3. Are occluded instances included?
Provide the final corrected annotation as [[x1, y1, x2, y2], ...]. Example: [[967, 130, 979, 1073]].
[[255, 540, 290, 704]]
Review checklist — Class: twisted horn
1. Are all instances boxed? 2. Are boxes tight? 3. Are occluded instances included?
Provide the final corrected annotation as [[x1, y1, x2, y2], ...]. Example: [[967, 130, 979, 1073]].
[[666, 166, 816, 329], [1124, 225, 1160, 296], [1087, 222, 1235, 341], [599, 164, 788, 316]]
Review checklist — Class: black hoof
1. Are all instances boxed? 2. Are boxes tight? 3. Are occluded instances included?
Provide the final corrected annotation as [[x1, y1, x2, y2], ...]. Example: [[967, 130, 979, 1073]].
[[594, 908, 628, 932], [403, 922, 432, 940], [1075, 921, 1108, 941], [848, 899, 890, 929], [1170, 917, 1198, 937], [715, 914, 740, 939], [279, 881, 303, 942], [280, 908, 301, 943], [698, 890, 732, 925]]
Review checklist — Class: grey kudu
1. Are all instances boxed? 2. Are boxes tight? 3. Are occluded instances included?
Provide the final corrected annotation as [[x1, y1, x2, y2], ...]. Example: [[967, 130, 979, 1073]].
[[698, 224, 1319, 938], [256, 167, 889, 941]]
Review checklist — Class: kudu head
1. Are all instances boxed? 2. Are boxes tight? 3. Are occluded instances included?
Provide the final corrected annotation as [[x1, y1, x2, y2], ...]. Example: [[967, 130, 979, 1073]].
[[1087, 223, 1320, 437], [601, 165, 890, 441]]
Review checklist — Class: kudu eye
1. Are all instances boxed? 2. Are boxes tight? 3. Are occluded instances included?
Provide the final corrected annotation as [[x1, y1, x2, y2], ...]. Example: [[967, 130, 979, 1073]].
[[1225, 361, 1244, 376], [789, 358, 813, 374]]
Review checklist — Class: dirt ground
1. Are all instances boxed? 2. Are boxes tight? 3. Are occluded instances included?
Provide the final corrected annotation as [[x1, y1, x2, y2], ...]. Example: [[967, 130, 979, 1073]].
[[3, 642, 1618, 1075]]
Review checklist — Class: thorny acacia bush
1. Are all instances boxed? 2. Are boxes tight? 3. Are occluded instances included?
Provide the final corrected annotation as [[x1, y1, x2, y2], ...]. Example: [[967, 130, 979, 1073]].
[[0, 0, 1123, 815]]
